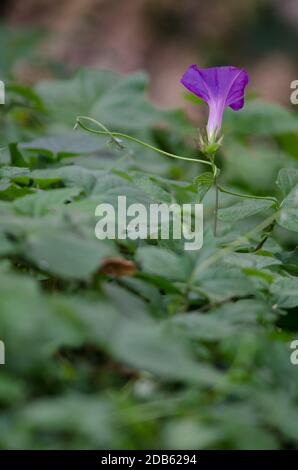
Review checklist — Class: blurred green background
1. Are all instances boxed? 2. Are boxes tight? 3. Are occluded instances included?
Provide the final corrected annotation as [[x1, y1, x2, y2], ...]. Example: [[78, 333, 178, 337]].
[[1, 0, 298, 107]]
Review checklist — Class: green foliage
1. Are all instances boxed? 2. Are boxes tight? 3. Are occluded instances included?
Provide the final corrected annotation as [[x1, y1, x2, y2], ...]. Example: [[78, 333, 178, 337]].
[[194, 172, 214, 202], [224, 100, 298, 137], [0, 66, 298, 451], [218, 199, 274, 222]]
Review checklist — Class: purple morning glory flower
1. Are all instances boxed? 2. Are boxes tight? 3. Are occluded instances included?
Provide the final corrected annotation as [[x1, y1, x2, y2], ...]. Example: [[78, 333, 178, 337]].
[[181, 65, 249, 143]]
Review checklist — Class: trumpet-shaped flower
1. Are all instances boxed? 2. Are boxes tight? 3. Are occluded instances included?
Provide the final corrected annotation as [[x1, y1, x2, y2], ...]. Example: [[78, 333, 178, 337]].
[[181, 65, 249, 147]]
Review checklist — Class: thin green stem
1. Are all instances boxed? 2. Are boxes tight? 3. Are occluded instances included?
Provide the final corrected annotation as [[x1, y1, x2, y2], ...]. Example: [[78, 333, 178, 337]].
[[75, 116, 213, 167], [214, 183, 219, 236], [217, 184, 278, 206]]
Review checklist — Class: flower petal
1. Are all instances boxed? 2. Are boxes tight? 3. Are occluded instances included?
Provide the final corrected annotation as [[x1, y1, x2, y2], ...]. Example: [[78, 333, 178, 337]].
[[225, 68, 249, 110], [181, 65, 249, 110], [180, 64, 211, 103], [181, 65, 249, 142]]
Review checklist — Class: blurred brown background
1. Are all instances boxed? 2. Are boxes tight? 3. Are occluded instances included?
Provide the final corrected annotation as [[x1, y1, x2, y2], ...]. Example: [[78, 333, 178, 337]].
[[2, 0, 298, 107]]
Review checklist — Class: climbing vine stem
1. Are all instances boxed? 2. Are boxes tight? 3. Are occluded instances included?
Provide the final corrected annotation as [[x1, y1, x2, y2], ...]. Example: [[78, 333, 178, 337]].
[[217, 185, 279, 206], [75, 116, 213, 168]]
